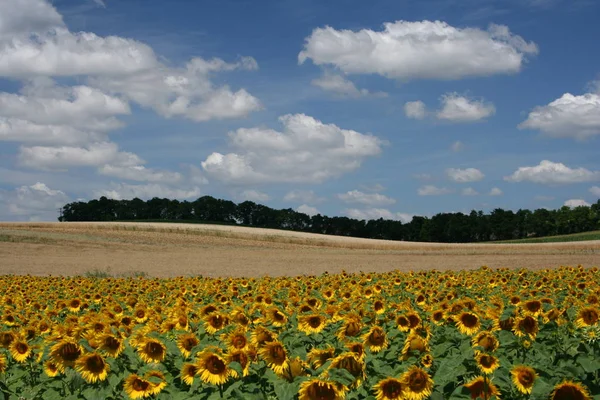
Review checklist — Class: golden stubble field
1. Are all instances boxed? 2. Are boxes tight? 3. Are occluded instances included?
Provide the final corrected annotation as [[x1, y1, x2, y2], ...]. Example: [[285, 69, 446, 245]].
[[1, 222, 599, 277]]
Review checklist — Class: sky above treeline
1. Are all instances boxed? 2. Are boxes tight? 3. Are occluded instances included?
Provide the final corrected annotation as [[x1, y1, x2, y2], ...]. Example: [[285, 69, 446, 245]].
[[0, 0, 599, 222]]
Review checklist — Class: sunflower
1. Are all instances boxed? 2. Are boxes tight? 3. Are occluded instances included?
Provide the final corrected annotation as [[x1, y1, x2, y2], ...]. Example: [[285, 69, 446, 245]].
[[511, 365, 537, 395], [196, 349, 230, 385], [177, 332, 199, 358], [400, 366, 433, 400], [259, 341, 289, 375], [372, 300, 386, 315], [298, 378, 346, 400], [50, 339, 82, 370], [0, 331, 16, 348], [522, 300, 543, 316], [266, 308, 288, 327], [513, 316, 539, 339], [98, 332, 125, 358], [406, 312, 422, 329], [455, 312, 481, 335], [134, 307, 149, 324], [251, 326, 277, 348], [44, 359, 60, 377], [298, 314, 328, 334], [145, 370, 167, 396], [137, 338, 167, 363], [307, 345, 336, 369], [549, 380, 592, 400], [283, 356, 309, 381], [431, 309, 446, 325], [476, 353, 500, 374], [401, 334, 429, 359], [396, 315, 411, 332], [0, 354, 6, 374], [346, 342, 365, 361], [576, 307, 599, 328], [227, 349, 251, 378], [328, 352, 365, 388], [123, 374, 155, 399], [204, 313, 229, 335], [9, 338, 31, 363], [472, 331, 499, 354], [181, 363, 198, 385], [75, 352, 110, 383], [420, 353, 433, 369], [223, 328, 249, 352], [362, 326, 388, 353], [373, 378, 404, 400], [463, 376, 500, 400], [337, 319, 362, 340]]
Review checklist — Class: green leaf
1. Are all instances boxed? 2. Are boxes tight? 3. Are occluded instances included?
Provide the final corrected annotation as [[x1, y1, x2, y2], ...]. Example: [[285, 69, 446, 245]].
[[229, 361, 243, 378], [328, 368, 356, 387]]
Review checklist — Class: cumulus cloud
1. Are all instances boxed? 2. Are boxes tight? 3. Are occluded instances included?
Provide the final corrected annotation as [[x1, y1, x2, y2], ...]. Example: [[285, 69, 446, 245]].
[[238, 189, 270, 202], [297, 204, 319, 217], [505, 160, 600, 184], [311, 72, 386, 98], [201, 113, 384, 184], [18, 142, 141, 171], [98, 165, 183, 183], [518, 93, 600, 140], [590, 186, 600, 197], [418, 185, 453, 196], [299, 21, 537, 80], [284, 190, 323, 204], [0, 0, 64, 38], [337, 190, 395, 206], [344, 208, 413, 223], [94, 183, 202, 200], [564, 199, 591, 208], [0, 182, 69, 221], [489, 187, 503, 196], [446, 168, 485, 183], [462, 187, 479, 196], [404, 101, 426, 119], [436, 93, 495, 122]]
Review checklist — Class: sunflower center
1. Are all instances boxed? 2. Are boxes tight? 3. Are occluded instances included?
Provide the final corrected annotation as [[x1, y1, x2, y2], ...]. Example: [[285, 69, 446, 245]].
[[306, 382, 337, 399], [480, 355, 495, 368], [345, 321, 361, 336], [206, 355, 226, 374], [552, 385, 587, 400], [104, 336, 121, 350], [136, 310, 145, 318], [145, 342, 164, 357], [16, 342, 28, 354], [408, 371, 427, 391], [383, 380, 403, 397], [478, 335, 495, 350], [60, 343, 81, 361], [273, 312, 285, 321], [526, 301, 541, 312], [582, 310, 599, 325], [337, 356, 361, 377], [408, 315, 421, 328], [519, 372, 534, 385], [308, 316, 322, 328], [520, 317, 537, 333], [397, 316, 409, 327], [86, 355, 106, 373], [210, 316, 224, 328], [232, 335, 246, 349], [232, 352, 248, 368], [183, 337, 198, 350], [374, 301, 384, 311], [269, 345, 286, 363], [132, 378, 151, 391], [369, 329, 385, 346], [461, 313, 479, 328]]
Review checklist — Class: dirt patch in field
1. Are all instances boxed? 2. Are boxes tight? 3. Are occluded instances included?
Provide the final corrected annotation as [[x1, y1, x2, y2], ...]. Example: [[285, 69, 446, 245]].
[[1, 222, 598, 277]]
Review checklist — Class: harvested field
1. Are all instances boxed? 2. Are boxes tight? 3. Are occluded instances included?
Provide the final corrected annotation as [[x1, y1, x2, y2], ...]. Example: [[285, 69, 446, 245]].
[[1, 222, 599, 277]]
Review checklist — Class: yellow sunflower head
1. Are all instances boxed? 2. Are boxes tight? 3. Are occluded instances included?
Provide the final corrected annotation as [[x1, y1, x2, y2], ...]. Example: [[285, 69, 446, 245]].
[[549, 380, 592, 400], [373, 377, 404, 400], [9, 339, 31, 363], [328, 352, 365, 388], [227, 349, 251, 378], [177, 332, 199, 358], [576, 307, 599, 328], [298, 378, 346, 400], [123, 374, 154, 399], [307, 345, 335, 369], [50, 339, 82, 370], [44, 359, 61, 377], [463, 376, 501, 400], [455, 312, 481, 336], [400, 366, 433, 400], [137, 338, 167, 363], [511, 365, 537, 395], [476, 353, 500, 374], [362, 326, 388, 353], [299, 314, 328, 335], [181, 363, 198, 385], [196, 349, 230, 385], [472, 331, 499, 354], [259, 341, 289, 375], [75, 352, 110, 383]]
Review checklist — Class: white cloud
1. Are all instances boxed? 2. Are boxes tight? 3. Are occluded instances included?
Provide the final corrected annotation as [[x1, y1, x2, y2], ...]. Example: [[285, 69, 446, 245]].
[[518, 93, 600, 140], [564, 199, 591, 208], [505, 160, 600, 184], [311, 72, 386, 98], [0, 0, 64, 38], [0, 182, 69, 221], [451, 141, 464, 152], [94, 183, 202, 200], [297, 204, 319, 217], [590, 186, 600, 197], [344, 208, 413, 223], [0, 118, 104, 145], [186, 165, 210, 185], [404, 101, 426, 119], [446, 168, 485, 183], [462, 187, 479, 196], [238, 189, 270, 203], [436, 93, 495, 122], [201, 113, 384, 184], [489, 187, 503, 196], [359, 183, 386, 192], [337, 190, 395, 206], [299, 21, 537, 80], [418, 185, 453, 196], [98, 165, 182, 183], [18, 142, 142, 170], [283, 190, 323, 204]]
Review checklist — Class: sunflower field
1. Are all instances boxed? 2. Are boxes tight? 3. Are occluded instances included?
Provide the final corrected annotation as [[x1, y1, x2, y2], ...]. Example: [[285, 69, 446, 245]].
[[0, 266, 599, 400]]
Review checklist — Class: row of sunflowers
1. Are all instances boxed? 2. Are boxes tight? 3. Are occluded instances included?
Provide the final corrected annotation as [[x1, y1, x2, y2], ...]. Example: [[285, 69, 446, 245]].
[[0, 265, 599, 399]]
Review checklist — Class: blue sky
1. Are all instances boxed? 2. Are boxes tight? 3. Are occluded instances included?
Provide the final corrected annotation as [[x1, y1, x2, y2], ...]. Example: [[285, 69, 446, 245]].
[[0, 0, 599, 221]]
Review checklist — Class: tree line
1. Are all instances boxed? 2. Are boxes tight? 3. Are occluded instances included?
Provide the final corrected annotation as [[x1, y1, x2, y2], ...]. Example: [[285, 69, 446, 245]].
[[58, 196, 600, 242]]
